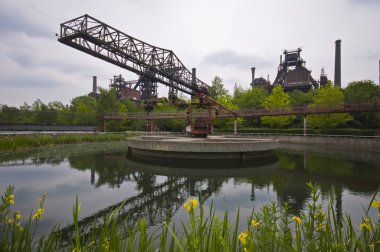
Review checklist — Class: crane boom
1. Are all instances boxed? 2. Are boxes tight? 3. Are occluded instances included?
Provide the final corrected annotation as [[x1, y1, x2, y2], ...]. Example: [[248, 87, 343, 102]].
[[58, 14, 209, 96]]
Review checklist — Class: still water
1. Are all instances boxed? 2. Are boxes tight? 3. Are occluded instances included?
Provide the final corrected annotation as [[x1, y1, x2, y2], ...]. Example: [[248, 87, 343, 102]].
[[0, 141, 379, 236]]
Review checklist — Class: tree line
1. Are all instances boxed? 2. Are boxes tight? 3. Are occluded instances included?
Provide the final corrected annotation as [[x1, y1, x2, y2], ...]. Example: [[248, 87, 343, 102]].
[[210, 78, 380, 130], [1, 79, 379, 132], [0, 88, 144, 131]]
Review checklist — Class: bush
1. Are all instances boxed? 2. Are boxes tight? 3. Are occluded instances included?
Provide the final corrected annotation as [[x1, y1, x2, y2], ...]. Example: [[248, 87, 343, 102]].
[[1, 183, 379, 251]]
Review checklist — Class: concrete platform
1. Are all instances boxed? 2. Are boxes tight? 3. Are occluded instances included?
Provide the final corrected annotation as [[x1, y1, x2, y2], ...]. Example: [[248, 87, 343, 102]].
[[126, 135, 279, 161]]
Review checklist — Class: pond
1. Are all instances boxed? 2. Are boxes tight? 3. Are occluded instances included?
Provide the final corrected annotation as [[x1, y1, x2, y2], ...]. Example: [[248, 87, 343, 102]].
[[0, 141, 379, 238]]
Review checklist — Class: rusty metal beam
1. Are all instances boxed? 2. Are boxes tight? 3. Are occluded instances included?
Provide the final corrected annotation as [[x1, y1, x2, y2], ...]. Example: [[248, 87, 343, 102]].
[[104, 102, 380, 120], [58, 14, 209, 96]]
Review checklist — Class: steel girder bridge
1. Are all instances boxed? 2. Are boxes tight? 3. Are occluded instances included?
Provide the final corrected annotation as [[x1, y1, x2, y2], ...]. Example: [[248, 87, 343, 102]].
[[58, 14, 209, 102], [58, 14, 237, 134], [104, 102, 380, 120]]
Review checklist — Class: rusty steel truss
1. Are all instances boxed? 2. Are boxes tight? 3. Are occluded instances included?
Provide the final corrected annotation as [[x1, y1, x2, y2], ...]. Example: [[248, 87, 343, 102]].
[[58, 14, 209, 96], [104, 102, 380, 120]]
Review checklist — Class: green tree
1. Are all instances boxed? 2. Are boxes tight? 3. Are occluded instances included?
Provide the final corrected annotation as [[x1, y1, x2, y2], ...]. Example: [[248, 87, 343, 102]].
[[289, 89, 316, 107], [261, 85, 295, 127], [344, 80, 379, 104], [0, 105, 20, 124], [213, 95, 243, 130], [70, 96, 97, 125], [122, 99, 144, 131], [307, 84, 352, 128], [233, 86, 268, 109], [97, 88, 125, 131], [209, 76, 228, 100], [31, 99, 57, 124], [153, 103, 184, 131], [343, 80, 380, 128]]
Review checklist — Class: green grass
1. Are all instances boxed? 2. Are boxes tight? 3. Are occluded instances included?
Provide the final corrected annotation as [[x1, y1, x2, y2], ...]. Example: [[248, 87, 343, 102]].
[[0, 133, 136, 152], [1, 183, 379, 251]]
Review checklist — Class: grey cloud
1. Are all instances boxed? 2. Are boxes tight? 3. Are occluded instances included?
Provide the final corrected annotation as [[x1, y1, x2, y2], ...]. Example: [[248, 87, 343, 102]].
[[6, 49, 102, 76], [362, 51, 380, 61], [203, 49, 274, 70], [0, 72, 63, 89], [347, 0, 380, 6], [0, 3, 53, 38]]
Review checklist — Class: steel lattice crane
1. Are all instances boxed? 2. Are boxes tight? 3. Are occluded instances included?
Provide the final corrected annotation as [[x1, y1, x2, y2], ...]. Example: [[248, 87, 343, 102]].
[[58, 14, 237, 135], [58, 14, 209, 101]]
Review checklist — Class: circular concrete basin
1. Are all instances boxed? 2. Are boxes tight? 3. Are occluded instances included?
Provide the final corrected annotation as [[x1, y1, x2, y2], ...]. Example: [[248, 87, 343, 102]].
[[126, 135, 279, 161]]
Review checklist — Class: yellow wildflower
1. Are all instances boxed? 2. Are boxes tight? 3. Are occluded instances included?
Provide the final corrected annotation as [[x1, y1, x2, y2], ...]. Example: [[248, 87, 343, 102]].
[[88, 241, 96, 246], [16, 223, 23, 232], [317, 223, 325, 231], [359, 222, 371, 231], [7, 195, 15, 205], [15, 211, 22, 220], [183, 198, 198, 212], [371, 200, 380, 209], [251, 219, 260, 228], [292, 216, 301, 224], [359, 218, 371, 230], [244, 248, 249, 252], [32, 208, 45, 220], [7, 218, 14, 224], [238, 230, 249, 245], [101, 237, 110, 251], [369, 244, 374, 249]]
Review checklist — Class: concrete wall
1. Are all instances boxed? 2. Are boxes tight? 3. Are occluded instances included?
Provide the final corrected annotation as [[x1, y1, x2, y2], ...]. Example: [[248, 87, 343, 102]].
[[243, 134, 380, 151]]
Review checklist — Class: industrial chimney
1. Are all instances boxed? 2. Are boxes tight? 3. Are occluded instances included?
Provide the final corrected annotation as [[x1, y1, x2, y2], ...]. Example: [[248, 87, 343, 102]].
[[334, 40, 341, 88], [192, 68, 196, 85], [251, 67, 256, 87], [378, 60, 380, 86], [92, 76, 97, 94]]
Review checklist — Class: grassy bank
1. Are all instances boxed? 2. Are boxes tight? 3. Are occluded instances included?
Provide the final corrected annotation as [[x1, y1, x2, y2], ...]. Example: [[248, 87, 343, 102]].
[[1, 183, 379, 251], [0, 133, 135, 152]]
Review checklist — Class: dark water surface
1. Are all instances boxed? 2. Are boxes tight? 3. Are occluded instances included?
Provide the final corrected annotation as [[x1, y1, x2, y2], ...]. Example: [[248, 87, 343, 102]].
[[0, 141, 379, 236]]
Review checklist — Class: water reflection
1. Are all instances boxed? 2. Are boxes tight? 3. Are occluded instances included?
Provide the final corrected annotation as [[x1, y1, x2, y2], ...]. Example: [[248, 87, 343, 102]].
[[0, 142, 379, 238], [62, 147, 380, 238]]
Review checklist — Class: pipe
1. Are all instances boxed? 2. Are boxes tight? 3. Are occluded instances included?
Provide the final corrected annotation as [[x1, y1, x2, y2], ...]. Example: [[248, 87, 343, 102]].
[[334, 39, 341, 88], [192, 68, 196, 85], [251, 67, 256, 85], [92, 76, 97, 93]]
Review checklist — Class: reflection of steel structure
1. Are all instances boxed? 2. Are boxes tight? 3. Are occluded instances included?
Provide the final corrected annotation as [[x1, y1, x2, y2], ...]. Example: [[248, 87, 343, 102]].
[[59, 175, 224, 241], [58, 14, 209, 101], [273, 48, 318, 92]]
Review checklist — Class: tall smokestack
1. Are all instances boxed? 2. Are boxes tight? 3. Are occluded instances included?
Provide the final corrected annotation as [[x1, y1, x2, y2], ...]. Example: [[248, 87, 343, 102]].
[[192, 68, 196, 85], [334, 39, 341, 88], [251, 67, 256, 86], [378, 60, 380, 86], [92, 76, 97, 93]]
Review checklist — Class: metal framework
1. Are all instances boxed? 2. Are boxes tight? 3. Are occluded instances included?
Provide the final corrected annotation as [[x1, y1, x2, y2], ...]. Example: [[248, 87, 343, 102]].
[[104, 102, 380, 120], [273, 48, 318, 92], [58, 14, 209, 96]]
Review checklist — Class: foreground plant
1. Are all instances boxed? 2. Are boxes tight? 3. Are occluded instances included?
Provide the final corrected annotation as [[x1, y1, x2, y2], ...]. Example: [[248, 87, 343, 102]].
[[0, 186, 51, 251], [0, 183, 379, 251]]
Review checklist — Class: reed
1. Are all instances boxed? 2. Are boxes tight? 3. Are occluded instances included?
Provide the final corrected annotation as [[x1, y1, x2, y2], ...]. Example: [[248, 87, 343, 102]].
[[0, 183, 379, 251], [0, 133, 135, 152]]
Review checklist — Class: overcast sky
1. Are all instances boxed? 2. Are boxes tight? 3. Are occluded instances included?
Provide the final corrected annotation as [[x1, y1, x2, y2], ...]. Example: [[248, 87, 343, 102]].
[[1, 0, 379, 107]]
